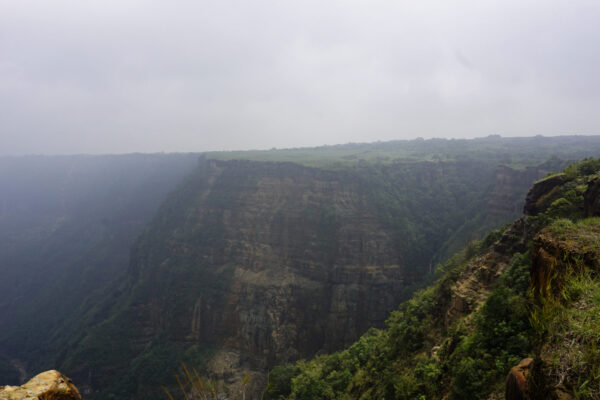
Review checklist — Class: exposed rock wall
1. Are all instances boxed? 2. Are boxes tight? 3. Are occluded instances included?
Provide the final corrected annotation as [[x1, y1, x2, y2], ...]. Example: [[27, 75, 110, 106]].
[[531, 224, 600, 299], [441, 218, 531, 332], [127, 161, 411, 395], [506, 358, 534, 400]]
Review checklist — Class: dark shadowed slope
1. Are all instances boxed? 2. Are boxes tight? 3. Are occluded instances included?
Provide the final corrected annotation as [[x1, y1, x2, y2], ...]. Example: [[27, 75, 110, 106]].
[[0, 154, 200, 382]]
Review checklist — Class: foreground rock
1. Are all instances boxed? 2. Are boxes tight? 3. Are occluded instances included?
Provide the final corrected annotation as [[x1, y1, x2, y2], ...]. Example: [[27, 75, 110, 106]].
[[0, 370, 81, 400], [505, 358, 533, 400]]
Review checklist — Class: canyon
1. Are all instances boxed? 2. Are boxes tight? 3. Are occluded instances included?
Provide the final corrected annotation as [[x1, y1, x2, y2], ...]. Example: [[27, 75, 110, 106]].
[[2, 137, 600, 399]]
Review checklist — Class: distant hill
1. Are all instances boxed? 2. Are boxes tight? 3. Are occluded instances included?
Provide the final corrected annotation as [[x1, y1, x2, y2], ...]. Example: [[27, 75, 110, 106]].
[[205, 135, 600, 168]]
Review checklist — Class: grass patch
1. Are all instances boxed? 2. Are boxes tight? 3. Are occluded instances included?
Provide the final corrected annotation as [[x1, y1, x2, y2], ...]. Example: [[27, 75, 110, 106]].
[[534, 273, 600, 399]]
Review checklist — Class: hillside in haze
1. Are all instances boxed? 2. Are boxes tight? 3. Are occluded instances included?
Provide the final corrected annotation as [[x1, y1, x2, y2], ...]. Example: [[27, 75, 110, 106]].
[[1, 136, 600, 399], [0, 154, 200, 382]]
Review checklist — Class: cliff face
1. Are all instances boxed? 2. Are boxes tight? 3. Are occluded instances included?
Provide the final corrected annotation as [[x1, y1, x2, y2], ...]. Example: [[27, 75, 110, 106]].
[[61, 158, 531, 399], [138, 160, 407, 333], [134, 160, 410, 394], [75, 160, 427, 397], [52, 157, 573, 400]]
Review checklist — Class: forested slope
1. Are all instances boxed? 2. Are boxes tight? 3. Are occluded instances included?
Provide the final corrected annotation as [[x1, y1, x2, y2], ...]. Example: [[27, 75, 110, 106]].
[[265, 158, 600, 400]]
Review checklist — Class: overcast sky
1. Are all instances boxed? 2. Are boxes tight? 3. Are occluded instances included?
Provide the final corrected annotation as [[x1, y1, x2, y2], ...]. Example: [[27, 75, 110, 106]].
[[1, 0, 599, 155]]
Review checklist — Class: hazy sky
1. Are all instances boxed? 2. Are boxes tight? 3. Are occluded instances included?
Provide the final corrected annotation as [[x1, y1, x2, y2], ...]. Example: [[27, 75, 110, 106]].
[[1, 0, 599, 155]]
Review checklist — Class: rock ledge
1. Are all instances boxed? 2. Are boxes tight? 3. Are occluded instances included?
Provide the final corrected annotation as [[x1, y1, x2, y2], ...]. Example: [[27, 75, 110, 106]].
[[0, 370, 81, 400]]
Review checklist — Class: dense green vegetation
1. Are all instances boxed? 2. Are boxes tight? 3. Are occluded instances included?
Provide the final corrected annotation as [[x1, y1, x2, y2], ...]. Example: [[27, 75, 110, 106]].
[[532, 265, 600, 399], [264, 240, 532, 400], [528, 216, 600, 399], [265, 158, 600, 400]]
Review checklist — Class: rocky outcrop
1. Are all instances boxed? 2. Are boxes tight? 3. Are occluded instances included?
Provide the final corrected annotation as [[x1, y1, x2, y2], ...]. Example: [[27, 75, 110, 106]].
[[0, 370, 81, 400], [505, 358, 576, 400], [444, 218, 530, 328], [527, 218, 600, 400], [506, 358, 534, 400], [584, 177, 600, 217], [523, 174, 567, 216], [443, 251, 509, 328], [531, 223, 600, 299]]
